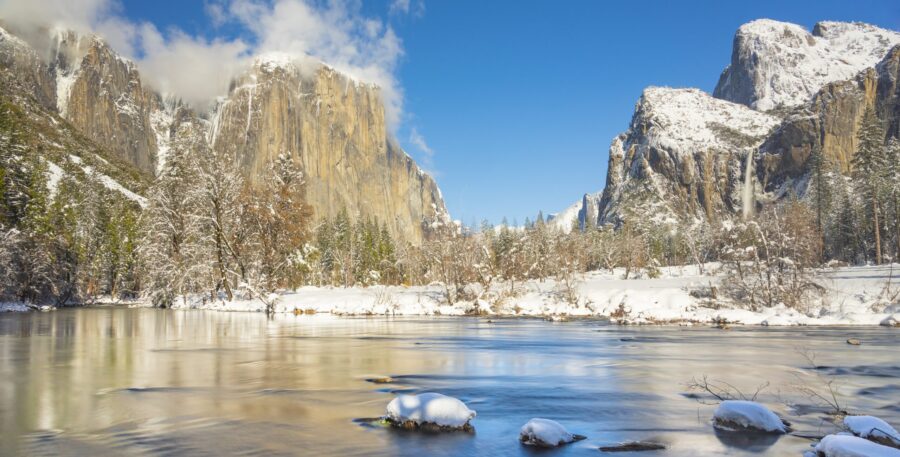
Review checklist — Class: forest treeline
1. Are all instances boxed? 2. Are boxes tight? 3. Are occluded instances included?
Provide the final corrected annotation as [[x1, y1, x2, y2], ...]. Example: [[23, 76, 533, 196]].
[[1, 105, 898, 310]]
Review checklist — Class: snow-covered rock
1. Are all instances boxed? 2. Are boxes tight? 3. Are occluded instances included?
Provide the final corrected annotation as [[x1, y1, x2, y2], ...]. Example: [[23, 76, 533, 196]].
[[0, 302, 30, 312], [844, 416, 900, 447], [712, 401, 788, 433], [385, 393, 476, 430], [814, 434, 900, 457], [715, 19, 900, 111], [519, 418, 584, 447]]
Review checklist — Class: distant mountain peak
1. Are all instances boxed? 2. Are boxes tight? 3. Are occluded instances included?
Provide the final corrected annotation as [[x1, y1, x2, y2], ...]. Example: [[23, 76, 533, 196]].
[[714, 19, 900, 111]]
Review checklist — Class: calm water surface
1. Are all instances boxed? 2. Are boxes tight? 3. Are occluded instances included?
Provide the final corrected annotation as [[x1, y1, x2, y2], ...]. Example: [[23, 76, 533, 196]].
[[0, 308, 897, 456]]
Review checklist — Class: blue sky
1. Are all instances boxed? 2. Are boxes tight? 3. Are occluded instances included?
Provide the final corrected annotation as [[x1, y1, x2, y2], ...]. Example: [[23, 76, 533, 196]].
[[119, 0, 899, 226]]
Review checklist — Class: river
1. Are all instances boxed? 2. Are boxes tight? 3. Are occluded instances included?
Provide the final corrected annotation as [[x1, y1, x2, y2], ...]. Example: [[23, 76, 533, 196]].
[[0, 308, 897, 456]]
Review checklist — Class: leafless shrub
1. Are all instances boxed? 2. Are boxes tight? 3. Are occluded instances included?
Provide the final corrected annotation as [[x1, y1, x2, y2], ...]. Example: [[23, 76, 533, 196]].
[[790, 348, 847, 417], [686, 375, 769, 404]]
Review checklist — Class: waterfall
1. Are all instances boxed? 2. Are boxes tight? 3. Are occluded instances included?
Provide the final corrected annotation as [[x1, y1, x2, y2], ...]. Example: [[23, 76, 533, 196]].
[[741, 151, 754, 220]]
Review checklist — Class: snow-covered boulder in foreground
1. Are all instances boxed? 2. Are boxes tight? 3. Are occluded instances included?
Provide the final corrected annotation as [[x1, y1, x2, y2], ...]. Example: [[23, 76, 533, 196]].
[[712, 401, 788, 433], [385, 393, 476, 431], [844, 416, 900, 448], [519, 418, 585, 447], [814, 434, 900, 457]]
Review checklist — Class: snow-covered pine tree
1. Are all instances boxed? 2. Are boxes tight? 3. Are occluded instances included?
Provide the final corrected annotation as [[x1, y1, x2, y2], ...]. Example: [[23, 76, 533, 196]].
[[191, 144, 244, 301], [806, 143, 833, 257], [139, 133, 210, 307], [884, 137, 900, 260], [852, 106, 888, 264]]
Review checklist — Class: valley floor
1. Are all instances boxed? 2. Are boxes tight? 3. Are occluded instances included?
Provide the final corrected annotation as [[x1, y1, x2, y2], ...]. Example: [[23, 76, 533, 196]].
[[162, 264, 900, 326]]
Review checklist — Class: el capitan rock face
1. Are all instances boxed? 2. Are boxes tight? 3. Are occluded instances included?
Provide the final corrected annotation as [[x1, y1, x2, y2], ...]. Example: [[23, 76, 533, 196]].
[[208, 55, 447, 242], [0, 26, 447, 243]]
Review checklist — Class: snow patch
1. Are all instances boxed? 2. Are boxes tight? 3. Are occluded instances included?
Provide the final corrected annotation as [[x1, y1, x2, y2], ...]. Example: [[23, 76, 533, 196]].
[[637, 87, 780, 155], [385, 393, 476, 428]]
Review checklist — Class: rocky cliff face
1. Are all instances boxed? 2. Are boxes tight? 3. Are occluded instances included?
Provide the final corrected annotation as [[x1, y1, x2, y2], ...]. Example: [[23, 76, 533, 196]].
[[759, 45, 900, 196], [714, 19, 900, 112], [0, 26, 447, 243], [588, 20, 900, 230], [208, 54, 448, 242], [50, 31, 160, 175], [597, 87, 779, 227]]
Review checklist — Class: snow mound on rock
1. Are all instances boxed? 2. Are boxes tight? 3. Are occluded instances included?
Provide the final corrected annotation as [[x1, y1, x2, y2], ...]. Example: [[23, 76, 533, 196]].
[[519, 418, 581, 447], [815, 434, 900, 457], [844, 416, 900, 445], [385, 393, 475, 428], [712, 400, 787, 433]]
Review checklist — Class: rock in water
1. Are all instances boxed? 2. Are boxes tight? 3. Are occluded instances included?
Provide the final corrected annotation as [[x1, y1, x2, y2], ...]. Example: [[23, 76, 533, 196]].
[[712, 401, 789, 433], [598, 442, 666, 452], [846, 338, 861, 345], [844, 416, 900, 448], [519, 418, 586, 447], [815, 434, 900, 457], [385, 393, 476, 431]]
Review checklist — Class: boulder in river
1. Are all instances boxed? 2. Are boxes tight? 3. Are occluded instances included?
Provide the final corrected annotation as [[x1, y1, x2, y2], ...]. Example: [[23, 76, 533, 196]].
[[519, 418, 586, 447], [384, 393, 476, 432], [712, 400, 789, 433]]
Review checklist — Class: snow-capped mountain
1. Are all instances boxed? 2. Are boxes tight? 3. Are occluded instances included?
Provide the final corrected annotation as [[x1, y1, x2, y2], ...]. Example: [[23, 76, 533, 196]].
[[0, 25, 448, 243], [598, 87, 780, 227], [714, 19, 900, 111], [573, 19, 900, 231], [547, 192, 601, 233]]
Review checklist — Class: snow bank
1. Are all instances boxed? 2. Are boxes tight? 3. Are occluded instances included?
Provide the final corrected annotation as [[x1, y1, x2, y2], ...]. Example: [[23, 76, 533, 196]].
[[0, 302, 30, 312], [519, 418, 583, 447], [712, 401, 787, 433], [814, 434, 900, 457], [385, 393, 476, 429], [165, 264, 897, 326], [844, 416, 900, 446]]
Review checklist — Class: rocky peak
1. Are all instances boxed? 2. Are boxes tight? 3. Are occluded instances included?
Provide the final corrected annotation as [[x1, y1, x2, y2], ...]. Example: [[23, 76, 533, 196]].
[[714, 19, 900, 112], [209, 52, 448, 242], [597, 87, 780, 227], [0, 25, 56, 111]]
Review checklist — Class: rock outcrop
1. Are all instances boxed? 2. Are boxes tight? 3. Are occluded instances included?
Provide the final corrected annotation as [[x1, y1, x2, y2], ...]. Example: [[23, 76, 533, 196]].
[[597, 87, 779, 227], [0, 26, 447, 244], [587, 20, 900, 230], [208, 54, 448, 242], [714, 19, 900, 112], [758, 45, 900, 196]]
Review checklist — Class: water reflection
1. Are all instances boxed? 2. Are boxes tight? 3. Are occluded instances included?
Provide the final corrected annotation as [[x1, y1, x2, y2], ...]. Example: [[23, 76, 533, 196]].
[[0, 309, 896, 456]]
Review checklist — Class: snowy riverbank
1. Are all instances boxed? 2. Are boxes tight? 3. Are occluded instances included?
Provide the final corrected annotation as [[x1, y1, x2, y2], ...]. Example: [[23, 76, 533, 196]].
[[161, 264, 900, 326]]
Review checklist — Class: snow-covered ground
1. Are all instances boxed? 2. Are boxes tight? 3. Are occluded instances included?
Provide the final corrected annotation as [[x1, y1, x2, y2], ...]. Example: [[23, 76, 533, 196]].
[[161, 264, 900, 326]]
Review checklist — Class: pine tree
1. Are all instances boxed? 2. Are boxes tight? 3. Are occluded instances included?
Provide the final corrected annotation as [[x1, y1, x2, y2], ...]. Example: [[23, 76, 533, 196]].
[[852, 106, 888, 264], [807, 143, 833, 258], [885, 137, 900, 260]]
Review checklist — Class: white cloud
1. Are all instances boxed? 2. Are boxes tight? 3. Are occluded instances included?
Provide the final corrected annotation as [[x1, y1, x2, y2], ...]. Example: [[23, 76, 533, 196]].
[[389, 0, 410, 15], [0, 0, 407, 123], [409, 127, 433, 157]]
